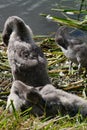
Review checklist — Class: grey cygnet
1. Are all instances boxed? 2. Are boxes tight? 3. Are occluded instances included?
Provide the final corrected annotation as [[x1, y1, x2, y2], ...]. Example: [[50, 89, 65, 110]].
[[7, 80, 87, 117], [55, 26, 87, 71], [2, 16, 50, 87]]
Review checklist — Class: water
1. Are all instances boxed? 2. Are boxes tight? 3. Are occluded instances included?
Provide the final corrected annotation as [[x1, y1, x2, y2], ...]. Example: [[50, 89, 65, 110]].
[[0, 0, 80, 35]]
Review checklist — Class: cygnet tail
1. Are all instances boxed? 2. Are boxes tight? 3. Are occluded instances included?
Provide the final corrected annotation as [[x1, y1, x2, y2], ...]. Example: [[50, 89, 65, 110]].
[[55, 26, 69, 50]]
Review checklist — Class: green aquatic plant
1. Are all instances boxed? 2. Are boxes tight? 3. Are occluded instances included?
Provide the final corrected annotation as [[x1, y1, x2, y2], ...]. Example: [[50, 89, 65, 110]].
[[41, 0, 87, 31]]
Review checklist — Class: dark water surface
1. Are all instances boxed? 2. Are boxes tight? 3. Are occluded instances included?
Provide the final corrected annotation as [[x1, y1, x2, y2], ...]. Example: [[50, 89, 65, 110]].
[[0, 0, 80, 35]]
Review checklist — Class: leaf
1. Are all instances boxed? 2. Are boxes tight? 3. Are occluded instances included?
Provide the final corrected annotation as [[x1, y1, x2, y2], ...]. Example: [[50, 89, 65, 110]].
[[52, 8, 87, 14], [41, 13, 87, 31]]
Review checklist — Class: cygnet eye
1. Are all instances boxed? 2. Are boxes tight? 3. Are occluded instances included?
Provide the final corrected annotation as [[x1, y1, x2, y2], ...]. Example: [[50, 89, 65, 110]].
[[21, 50, 30, 59], [24, 51, 29, 58]]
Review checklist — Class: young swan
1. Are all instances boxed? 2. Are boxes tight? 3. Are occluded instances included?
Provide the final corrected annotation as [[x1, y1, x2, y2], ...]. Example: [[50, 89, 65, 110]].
[[2, 16, 50, 87], [55, 26, 87, 71], [7, 80, 87, 117]]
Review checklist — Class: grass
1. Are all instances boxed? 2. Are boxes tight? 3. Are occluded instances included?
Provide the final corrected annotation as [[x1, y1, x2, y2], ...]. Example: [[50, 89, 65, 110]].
[[0, 35, 87, 129]]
